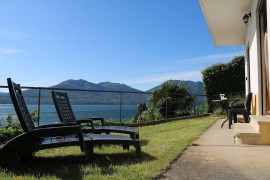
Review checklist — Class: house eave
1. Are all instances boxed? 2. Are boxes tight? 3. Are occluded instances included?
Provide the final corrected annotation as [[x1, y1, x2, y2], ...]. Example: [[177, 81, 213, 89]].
[[199, 0, 252, 46]]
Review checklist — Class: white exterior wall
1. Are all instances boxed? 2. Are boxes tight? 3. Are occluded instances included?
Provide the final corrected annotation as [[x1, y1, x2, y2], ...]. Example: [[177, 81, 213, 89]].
[[245, 0, 261, 115], [244, 0, 270, 115]]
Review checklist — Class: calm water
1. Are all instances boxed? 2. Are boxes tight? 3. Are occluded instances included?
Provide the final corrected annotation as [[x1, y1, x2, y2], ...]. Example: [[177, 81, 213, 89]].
[[0, 104, 138, 125]]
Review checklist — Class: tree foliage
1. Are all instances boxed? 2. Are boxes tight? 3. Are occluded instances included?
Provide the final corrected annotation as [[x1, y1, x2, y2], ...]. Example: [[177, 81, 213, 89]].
[[201, 56, 245, 112], [148, 81, 195, 118], [133, 102, 148, 121], [0, 109, 39, 144]]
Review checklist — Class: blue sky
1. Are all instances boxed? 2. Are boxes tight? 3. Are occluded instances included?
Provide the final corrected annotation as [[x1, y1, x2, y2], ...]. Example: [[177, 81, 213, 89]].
[[0, 0, 243, 91]]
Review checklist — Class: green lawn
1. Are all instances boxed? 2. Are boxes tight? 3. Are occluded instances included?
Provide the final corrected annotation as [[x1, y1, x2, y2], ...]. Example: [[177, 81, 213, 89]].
[[0, 116, 216, 180]]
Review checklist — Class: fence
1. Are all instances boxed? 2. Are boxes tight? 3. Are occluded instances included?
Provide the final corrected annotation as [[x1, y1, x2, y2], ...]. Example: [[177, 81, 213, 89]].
[[0, 85, 206, 126]]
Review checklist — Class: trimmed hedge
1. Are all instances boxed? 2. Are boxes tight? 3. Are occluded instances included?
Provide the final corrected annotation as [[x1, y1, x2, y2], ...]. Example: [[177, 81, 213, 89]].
[[201, 56, 245, 112]]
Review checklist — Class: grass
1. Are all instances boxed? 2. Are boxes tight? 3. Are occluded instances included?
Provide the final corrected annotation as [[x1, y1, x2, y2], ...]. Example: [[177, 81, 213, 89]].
[[0, 116, 216, 179]]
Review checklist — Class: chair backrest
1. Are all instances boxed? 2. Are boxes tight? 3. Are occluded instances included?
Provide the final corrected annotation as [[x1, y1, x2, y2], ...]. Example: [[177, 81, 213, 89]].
[[7, 78, 35, 132], [245, 92, 253, 114], [52, 91, 77, 122]]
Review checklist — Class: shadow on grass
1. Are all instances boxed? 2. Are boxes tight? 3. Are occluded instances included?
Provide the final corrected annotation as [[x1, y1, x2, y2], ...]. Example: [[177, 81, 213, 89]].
[[1, 151, 155, 179]]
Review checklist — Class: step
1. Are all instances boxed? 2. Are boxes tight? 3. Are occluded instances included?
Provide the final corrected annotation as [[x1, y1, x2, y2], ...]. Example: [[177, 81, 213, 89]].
[[234, 123, 262, 144], [234, 123, 259, 136], [250, 115, 270, 133]]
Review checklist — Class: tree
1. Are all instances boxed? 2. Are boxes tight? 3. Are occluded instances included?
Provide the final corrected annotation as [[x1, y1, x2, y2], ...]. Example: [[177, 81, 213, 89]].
[[134, 102, 148, 121], [148, 81, 195, 118]]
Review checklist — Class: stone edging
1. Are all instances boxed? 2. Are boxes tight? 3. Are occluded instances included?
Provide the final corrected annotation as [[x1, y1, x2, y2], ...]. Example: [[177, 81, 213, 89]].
[[129, 114, 211, 127]]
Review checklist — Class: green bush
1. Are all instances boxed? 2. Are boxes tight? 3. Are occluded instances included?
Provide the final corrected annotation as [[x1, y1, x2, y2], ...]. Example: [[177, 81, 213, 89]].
[[202, 56, 245, 112], [149, 81, 195, 118], [0, 109, 39, 144], [133, 102, 148, 121], [0, 115, 22, 144], [190, 101, 208, 115], [136, 109, 162, 122], [212, 106, 226, 117]]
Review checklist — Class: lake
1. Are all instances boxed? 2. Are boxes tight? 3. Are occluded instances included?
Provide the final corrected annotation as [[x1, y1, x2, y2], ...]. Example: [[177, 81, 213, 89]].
[[0, 104, 138, 125]]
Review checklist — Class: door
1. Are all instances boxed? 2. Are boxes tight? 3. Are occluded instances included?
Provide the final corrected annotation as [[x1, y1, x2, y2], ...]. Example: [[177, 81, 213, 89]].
[[259, 0, 270, 114]]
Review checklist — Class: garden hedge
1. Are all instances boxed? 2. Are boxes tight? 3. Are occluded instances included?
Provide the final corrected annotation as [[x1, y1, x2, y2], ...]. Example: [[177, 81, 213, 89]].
[[201, 56, 245, 112]]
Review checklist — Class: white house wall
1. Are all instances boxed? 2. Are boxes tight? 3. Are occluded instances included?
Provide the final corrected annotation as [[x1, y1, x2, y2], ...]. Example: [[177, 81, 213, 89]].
[[245, 0, 261, 115], [244, 0, 270, 115]]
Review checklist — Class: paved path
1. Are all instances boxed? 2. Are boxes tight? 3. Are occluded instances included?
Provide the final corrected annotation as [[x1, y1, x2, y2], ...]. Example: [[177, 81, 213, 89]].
[[160, 119, 270, 180]]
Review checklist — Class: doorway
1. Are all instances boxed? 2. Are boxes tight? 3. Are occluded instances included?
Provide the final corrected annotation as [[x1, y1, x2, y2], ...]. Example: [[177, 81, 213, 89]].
[[259, 0, 269, 114]]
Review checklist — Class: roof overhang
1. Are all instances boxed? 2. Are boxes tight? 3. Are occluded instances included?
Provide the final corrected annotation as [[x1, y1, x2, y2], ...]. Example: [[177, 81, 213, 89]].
[[199, 0, 252, 46]]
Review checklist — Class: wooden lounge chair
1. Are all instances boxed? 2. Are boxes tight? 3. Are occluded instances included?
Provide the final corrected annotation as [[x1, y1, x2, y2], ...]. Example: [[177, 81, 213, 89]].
[[0, 78, 141, 165], [51, 91, 139, 139], [0, 78, 87, 165]]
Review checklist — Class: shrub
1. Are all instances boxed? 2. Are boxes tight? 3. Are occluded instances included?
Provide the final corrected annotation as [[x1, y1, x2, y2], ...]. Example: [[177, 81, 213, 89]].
[[149, 81, 195, 118], [201, 56, 245, 112], [212, 106, 226, 117], [134, 102, 148, 121], [0, 109, 38, 144], [0, 115, 22, 144]]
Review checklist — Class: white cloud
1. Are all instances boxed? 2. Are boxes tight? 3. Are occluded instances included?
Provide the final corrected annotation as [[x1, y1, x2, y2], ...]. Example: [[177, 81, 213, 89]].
[[123, 71, 202, 85], [173, 51, 244, 65], [121, 51, 244, 90], [0, 48, 24, 54]]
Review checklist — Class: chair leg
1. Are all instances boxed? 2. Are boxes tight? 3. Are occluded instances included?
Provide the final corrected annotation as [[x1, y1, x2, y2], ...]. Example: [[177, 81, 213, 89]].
[[134, 142, 141, 157], [228, 111, 233, 129], [123, 144, 130, 150], [243, 113, 249, 123], [130, 133, 138, 140], [233, 113, 237, 123], [84, 142, 94, 163]]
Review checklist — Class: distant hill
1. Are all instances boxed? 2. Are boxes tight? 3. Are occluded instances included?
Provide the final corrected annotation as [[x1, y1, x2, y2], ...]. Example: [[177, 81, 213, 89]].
[[0, 79, 205, 106], [54, 79, 104, 90], [98, 82, 141, 92], [147, 80, 204, 95], [50, 79, 141, 92], [0, 79, 148, 105]]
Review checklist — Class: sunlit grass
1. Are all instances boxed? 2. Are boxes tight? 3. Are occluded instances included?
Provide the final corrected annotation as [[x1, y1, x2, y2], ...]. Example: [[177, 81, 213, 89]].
[[0, 116, 216, 179]]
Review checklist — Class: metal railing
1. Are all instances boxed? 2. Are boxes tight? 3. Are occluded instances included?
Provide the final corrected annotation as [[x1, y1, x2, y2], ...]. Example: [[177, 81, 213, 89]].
[[0, 85, 206, 126]]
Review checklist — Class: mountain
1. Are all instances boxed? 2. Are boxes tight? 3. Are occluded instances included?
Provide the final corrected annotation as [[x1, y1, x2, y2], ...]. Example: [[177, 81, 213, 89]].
[[98, 82, 141, 92], [147, 80, 204, 95], [16, 79, 148, 105], [54, 79, 104, 90], [0, 79, 205, 106]]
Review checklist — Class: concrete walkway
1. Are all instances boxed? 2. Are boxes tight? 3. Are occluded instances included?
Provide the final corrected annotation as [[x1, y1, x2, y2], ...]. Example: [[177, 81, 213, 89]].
[[160, 119, 270, 180]]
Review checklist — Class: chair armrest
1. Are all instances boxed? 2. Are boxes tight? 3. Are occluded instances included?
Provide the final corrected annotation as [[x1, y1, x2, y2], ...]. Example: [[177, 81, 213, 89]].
[[89, 117, 105, 126], [75, 119, 94, 129], [230, 100, 240, 107], [38, 122, 78, 128], [76, 118, 93, 124], [34, 125, 83, 137]]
